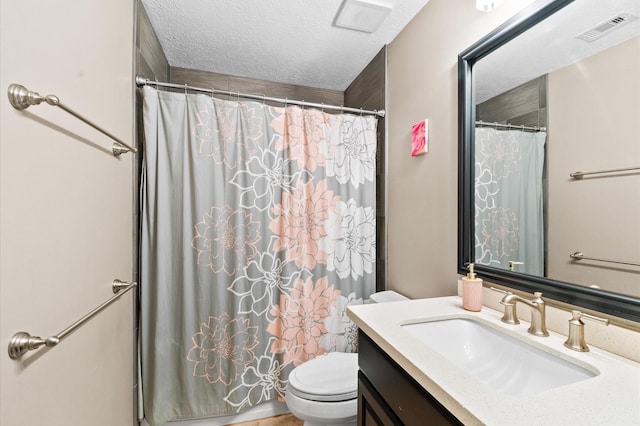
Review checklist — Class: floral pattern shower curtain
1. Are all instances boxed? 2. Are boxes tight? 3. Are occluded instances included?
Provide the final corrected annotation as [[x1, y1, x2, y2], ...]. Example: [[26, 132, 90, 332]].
[[140, 86, 377, 425], [474, 128, 546, 276]]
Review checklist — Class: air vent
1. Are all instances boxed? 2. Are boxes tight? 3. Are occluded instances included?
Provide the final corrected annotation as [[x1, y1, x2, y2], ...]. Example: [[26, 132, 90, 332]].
[[576, 12, 639, 42], [333, 0, 392, 33]]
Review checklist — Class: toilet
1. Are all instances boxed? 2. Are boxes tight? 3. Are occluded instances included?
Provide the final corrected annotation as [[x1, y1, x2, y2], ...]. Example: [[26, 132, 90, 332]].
[[285, 291, 408, 426]]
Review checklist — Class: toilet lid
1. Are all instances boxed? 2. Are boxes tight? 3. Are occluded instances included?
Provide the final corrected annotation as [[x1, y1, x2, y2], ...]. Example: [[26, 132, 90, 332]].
[[288, 352, 358, 402]]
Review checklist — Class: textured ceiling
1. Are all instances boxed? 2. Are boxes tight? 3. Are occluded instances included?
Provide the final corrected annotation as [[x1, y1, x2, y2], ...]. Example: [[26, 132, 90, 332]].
[[141, 0, 431, 91]]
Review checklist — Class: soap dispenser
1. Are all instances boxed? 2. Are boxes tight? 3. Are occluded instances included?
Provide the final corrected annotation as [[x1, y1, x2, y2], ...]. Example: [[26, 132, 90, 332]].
[[462, 263, 483, 311]]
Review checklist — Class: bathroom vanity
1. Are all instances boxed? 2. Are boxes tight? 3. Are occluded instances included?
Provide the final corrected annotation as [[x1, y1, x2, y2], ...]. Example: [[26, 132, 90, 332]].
[[347, 297, 640, 425], [358, 331, 461, 425]]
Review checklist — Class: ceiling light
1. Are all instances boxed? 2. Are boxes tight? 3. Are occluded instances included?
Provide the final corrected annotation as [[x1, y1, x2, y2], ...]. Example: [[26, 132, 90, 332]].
[[476, 0, 503, 12], [333, 0, 393, 33]]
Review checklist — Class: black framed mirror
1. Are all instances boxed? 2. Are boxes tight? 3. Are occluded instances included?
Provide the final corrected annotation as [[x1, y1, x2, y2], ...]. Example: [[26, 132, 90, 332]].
[[458, 0, 640, 322]]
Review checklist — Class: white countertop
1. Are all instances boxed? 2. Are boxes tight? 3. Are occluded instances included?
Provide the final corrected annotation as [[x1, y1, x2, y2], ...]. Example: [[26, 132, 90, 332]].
[[347, 296, 640, 426]]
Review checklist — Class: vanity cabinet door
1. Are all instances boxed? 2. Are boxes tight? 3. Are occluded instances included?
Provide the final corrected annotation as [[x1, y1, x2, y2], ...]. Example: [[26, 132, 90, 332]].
[[358, 331, 462, 426], [358, 371, 400, 426]]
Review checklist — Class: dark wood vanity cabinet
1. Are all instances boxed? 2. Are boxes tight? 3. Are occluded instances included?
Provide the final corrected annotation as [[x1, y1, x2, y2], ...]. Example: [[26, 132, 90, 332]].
[[357, 331, 463, 426]]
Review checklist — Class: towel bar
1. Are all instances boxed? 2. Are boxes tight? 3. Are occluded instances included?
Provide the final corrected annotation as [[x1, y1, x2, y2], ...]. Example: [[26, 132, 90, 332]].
[[569, 252, 640, 267], [7, 84, 137, 156], [8, 279, 137, 359], [570, 166, 640, 179]]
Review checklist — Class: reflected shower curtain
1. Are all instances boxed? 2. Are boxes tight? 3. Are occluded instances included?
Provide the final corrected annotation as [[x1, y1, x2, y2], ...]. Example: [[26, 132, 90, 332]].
[[474, 128, 546, 275], [139, 86, 377, 425]]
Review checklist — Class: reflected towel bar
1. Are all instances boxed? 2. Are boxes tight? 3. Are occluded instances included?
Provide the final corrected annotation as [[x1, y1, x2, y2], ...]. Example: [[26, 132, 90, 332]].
[[570, 166, 640, 179], [569, 252, 640, 267], [7, 84, 137, 156], [8, 279, 137, 359]]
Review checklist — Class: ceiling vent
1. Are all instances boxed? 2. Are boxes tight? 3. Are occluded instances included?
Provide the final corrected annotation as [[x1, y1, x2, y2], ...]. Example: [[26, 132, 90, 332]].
[[576, 12, 639, 42], [333, 0, 393, 34]]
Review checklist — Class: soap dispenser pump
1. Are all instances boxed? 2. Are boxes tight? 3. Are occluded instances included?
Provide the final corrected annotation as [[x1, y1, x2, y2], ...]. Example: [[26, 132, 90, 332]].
[[462, 263, 483, 311]]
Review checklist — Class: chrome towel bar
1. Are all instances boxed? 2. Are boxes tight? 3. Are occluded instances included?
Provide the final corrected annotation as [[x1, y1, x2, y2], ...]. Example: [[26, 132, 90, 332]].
[[570, 166, 640, 179], [7, 84, 137, 156], [569, 252, 640, 267], [8, 279, 137, 359]]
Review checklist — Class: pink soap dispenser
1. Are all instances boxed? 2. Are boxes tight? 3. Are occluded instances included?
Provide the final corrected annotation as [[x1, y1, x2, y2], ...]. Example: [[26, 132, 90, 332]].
[[462, 263, 483, 311]]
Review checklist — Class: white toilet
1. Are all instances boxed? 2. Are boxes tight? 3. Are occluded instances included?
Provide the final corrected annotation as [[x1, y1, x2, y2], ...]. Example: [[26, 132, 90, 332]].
[[285, 291, 408, 426]]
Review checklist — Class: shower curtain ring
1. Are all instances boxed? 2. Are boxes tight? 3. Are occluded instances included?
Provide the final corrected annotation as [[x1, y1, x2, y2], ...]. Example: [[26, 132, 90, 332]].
[[321, 103, 324, 112], [360, 107, 363, 116], [154, 80, 159, 90], [211, 88, 215, 100], [302, 100, 305, 110], [237, 90, 240, 102], [184, 84, 188, 95], [340, 105, 344, 114], [262, 94, 266, 105], [284, 98, 288, 107]]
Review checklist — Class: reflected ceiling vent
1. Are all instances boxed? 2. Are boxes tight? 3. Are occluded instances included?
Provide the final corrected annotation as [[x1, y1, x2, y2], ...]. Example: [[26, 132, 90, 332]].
[[333, 0, 393, 34], [576, 12, 639, 42]]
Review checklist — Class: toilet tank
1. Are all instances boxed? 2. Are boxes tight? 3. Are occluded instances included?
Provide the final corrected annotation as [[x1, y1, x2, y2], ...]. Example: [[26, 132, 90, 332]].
[[369, 291, 408, 303]]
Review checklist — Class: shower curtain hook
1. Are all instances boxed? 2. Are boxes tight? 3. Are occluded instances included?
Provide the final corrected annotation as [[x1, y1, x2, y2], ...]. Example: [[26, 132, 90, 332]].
[[184, 84, 188, 95], [284, 98, 288, 108], [236, 90, 240, 103], [211, 88, 215, 100], [521, 124, 525, 132], [340, 105, 344, 114], [154, 80, 159, 90], [360, 107, 363, 116], [262, 94, 266, 105], [302, 100, 305, 110], [321, 102, 324, 112]]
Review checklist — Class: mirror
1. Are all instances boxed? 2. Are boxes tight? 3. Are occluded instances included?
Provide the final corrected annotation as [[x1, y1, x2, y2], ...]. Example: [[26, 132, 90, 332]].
[[458, 0, 640, 322]]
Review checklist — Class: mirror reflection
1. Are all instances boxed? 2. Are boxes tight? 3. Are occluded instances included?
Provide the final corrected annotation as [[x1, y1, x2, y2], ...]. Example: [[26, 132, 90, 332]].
[[472, 0, 640, 297]]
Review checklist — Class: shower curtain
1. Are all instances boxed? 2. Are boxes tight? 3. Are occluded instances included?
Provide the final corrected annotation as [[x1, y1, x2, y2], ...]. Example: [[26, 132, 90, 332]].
[[474, 127, 546, 276], [139, 86, 377, 425]]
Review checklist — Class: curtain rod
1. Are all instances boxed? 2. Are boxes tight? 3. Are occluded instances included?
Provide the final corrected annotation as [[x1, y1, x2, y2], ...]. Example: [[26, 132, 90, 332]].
[[135, 76, 385, 118], [476, 120, 546, 132]]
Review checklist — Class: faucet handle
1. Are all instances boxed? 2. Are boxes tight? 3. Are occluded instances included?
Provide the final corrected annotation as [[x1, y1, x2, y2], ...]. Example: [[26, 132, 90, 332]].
[[573, 310, 609, 326], [564, 310, 609, 352], [496, 290, 519, 325], [508, 261, 524, 271], [501, 303, 519, 325]]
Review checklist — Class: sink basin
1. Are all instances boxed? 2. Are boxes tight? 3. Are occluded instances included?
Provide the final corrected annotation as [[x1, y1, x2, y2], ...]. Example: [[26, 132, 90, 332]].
[[402, 318, 597, 396]]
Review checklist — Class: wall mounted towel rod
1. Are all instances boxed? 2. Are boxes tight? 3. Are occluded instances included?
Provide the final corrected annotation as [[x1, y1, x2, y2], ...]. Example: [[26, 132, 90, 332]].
[[135, 76, 386, 118], [570, 252, 640, 267], [8, 279, 137, 359], [570, 166, 640, 179], [7, 84, 137, 156]]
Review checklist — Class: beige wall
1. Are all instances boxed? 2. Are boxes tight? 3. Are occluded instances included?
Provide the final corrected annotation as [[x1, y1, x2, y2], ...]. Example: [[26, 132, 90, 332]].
[[547, 36, 640, 297], [386, 0, 535, 298], [0, 0, 136, 425]]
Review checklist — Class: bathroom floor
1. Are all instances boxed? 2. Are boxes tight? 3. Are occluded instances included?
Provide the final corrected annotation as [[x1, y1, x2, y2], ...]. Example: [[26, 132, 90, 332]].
[[227, 414, 303, 426]]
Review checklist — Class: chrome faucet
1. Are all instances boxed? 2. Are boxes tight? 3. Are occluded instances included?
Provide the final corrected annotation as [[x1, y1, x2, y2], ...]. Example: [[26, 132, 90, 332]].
[[500, 291, 549, 336]]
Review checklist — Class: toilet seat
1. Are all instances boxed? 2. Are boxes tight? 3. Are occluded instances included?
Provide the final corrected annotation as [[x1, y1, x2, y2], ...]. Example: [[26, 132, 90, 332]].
[[287, 352, 358, 402]]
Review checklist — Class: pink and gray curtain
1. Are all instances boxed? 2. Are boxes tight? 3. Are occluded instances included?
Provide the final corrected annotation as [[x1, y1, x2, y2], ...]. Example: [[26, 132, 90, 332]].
[[139, 86, 377, 425]]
